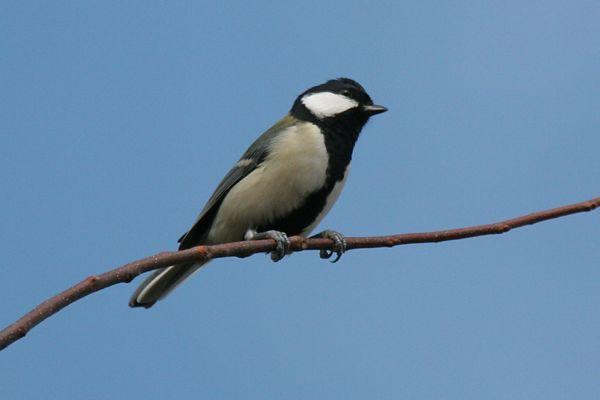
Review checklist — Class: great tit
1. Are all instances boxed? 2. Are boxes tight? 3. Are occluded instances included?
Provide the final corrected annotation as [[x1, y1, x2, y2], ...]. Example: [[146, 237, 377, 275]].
[[129, 78, 387, 308]]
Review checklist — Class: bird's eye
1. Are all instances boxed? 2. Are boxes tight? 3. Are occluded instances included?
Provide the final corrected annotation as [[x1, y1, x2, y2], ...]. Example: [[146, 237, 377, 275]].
[[341, 89, 351, 97]]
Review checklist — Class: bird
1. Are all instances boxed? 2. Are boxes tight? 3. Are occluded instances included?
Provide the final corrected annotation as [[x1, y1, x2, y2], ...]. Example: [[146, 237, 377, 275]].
[[129, 77, 387, 308]]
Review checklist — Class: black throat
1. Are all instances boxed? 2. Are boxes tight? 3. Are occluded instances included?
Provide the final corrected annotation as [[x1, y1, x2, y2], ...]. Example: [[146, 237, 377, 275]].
[[319, 118, 364, 183]]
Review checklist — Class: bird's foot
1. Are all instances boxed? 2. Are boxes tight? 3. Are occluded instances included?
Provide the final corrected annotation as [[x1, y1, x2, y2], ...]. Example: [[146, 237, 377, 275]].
[[311, 230, 347, 263], [246, 230, 290, 262]]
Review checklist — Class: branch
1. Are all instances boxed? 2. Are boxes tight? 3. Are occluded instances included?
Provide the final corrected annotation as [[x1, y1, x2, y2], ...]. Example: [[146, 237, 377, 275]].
[[1, 196, 598, 351]]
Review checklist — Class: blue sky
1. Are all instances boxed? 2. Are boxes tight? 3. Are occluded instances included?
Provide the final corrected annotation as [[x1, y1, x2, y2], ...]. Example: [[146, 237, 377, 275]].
[[1, 1, 599, 399]]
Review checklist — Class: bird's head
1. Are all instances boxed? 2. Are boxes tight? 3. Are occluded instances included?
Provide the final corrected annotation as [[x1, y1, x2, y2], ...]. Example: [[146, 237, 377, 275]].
[[291, 78, 387, 129]]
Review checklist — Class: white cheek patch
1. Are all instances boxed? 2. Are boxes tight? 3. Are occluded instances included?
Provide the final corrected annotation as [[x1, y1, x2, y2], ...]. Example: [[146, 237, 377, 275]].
[[301, 92, 358, 118]]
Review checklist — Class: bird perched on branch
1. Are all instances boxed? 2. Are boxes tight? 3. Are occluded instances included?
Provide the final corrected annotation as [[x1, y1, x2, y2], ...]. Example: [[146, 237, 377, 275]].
[[130, 78, 387, 308]]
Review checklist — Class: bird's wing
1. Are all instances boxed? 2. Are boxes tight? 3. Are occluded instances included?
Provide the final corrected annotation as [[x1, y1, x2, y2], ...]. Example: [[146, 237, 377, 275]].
[[177, 115, 297, 249]]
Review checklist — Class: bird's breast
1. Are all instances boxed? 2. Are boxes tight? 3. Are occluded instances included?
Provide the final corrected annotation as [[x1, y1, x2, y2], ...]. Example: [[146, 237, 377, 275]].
[[209, 123, 329, 242]]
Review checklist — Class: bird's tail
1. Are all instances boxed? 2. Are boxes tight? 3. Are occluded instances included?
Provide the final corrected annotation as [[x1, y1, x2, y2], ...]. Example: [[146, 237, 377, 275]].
[[129, 261, 208, 308]]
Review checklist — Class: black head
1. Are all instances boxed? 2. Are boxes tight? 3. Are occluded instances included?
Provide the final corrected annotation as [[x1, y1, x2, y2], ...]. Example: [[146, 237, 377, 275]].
[[290, 78, 387, 129]]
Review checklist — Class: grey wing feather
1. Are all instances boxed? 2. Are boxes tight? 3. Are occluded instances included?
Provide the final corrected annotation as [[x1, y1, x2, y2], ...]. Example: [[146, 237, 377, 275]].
[[177, 115, 296, 249]]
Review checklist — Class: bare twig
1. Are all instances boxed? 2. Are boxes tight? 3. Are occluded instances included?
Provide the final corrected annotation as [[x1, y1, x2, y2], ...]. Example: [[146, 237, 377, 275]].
[[1, 196, 598, 351]]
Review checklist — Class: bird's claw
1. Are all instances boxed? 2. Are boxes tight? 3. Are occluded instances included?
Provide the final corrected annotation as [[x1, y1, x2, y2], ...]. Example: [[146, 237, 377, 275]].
[[314, 230, 347, 263], [248, 230, 290, 262]]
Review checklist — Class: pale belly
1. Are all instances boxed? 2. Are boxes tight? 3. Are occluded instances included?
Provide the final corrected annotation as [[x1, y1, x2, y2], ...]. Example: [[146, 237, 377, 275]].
[[207, 122, 342, 243]]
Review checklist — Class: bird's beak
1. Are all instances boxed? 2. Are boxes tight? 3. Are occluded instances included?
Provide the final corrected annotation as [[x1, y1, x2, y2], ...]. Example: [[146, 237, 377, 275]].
[[362, 104, 388, 116]]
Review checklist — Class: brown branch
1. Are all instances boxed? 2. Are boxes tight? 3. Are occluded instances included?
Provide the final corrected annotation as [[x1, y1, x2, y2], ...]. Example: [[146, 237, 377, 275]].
[[1, 196, 598, 351]]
